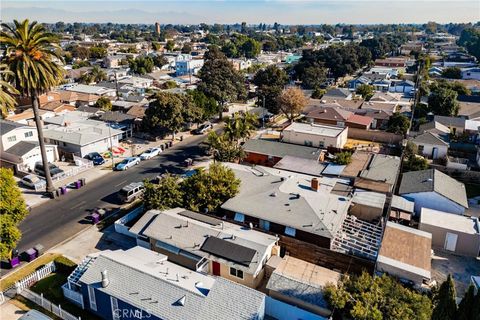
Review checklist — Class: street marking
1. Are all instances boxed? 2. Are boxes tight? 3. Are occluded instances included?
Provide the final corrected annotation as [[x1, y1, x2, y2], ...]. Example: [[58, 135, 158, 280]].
[[114, 179, 128, 187], [70, 201, 86, 210]]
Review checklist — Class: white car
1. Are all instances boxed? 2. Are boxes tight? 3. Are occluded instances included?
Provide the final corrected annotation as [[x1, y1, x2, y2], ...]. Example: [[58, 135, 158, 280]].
[[21, 174, 46, 190], [140, 147, 162, 160]]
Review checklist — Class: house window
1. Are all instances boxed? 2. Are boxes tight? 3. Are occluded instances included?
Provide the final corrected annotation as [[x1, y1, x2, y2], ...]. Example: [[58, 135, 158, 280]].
[[155, 240, 180, 254], [88, 286, 97, 311], [24, 131, 33, 138], [111, 297, 119, 320], [304, 140, 313, 146], [260, 219, 270, 231], [418, 145, 424, 154], [234, 213, 245, 223], [229, 267, 244, 279], [284, 226, 296, 237], [319, 141, 325, 148], [7, 136, 16, 142], [337, 121, 345, 127]]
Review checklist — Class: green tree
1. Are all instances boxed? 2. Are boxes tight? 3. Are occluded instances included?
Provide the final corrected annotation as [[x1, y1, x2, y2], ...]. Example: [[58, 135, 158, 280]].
[[240, 38, 261, 59], [404, 154, 429, 172], [221, 42, 239, 58], [302, 65, 327, 90], [181, 43, 192, 54], [94, 96, 112, 111], [356, 84, 375, 101], [89, 65, 107, 83], [428, 86, 459, 116], [224, 112, 257, 142], [198, 46, 246, 120], [143, 175, 183, 210], [334, 151, 352, 165], [253, 65, 288, 114], [186, 89, 219, 120], [1, 19, 64, 195], [0, 168, 29, 259], [89, 46, 107, 59], [458, 28, 480, 61], [143, 92, 185, 139], [0, 63, 19, 117], [181, 163, 240, 212], [325, 272, 432, 320], [442, 67, 462, 79], [71, 46, 90, 60], [165, 40, 175, 51], [457, 284, 476, 320], [277, 87, 307, 121], [206, 131, 245, 162], [432, 274, 457, 320], [129, 56, 154, 75], [152, 55, 168, 68], [387, 113, 410, 135], [311, 88, 326, 99]]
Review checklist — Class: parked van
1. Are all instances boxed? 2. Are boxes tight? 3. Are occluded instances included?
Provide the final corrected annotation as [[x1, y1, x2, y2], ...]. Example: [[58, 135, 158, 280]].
[[118, 182, 145, 203]]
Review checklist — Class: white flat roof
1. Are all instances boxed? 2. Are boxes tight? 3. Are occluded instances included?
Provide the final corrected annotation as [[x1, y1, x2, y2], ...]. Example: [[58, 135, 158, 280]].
[[283, 122, 346, 138], [420, 208, 480, 235]]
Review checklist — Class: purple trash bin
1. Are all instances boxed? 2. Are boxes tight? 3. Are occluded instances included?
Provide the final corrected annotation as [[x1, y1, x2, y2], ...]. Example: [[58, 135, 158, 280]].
[[9, 257, 20, 268], [91, 213, 100, 224], [25, 248, 37, 262], [60, 186, 67, 195], [75, 180, 82, 189]]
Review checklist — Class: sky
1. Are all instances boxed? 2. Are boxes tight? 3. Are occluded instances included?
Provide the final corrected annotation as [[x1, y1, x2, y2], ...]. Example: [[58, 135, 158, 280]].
[[2, 0, 479, 25]]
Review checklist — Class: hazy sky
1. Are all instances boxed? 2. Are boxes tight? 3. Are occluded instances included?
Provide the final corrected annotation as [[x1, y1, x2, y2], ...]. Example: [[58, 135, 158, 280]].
[[2, 1, 479, 25]]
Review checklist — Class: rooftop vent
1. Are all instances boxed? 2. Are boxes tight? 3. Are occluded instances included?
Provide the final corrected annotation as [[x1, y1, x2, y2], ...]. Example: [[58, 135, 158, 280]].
[[101, 270, 109, 288], [175, 295, 186, 306], [311, 178, 319, 191]]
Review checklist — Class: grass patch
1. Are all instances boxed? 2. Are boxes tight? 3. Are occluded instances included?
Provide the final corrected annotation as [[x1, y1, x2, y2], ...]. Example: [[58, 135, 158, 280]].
[[0, 253, 60, 291], [465, 183, 480, 198]]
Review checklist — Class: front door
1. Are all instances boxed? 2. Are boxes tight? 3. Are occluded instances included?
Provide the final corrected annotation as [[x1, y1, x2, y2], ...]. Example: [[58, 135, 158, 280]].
[[444, 232, 458, 252], [212, 261, 221, 276]]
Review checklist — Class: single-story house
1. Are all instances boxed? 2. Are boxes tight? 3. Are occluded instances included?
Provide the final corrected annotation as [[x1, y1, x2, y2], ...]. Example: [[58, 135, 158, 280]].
[[62, 247, 266, 320], [129, 208, 279, 289], [281, 122, 348, 149], [356, 154, 401, 193], [419, 208, 480, 257], [306, 106, 373, 130], [398, 169, 469, 215], [376, 221, 432, 286], [389, 80, 415, 94]]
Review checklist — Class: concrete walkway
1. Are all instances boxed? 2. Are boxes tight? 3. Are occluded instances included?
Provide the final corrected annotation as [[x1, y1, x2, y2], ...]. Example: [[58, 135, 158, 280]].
[[0, 301, 28, 320]]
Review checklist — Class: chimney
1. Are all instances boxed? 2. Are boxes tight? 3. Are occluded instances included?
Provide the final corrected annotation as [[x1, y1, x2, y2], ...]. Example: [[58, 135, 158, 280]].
[[101, 270, 109, 288], [311, 178, 319, 191]]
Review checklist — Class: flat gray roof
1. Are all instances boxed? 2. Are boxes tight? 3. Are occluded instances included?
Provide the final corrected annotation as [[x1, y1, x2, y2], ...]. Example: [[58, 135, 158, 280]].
[[359, 154, 401, 185], [243, 139, 321, 160]]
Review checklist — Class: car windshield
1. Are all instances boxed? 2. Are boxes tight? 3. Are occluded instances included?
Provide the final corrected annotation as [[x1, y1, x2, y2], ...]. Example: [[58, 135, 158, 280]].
[[120, 160, 129, 164], [91, 153, 101, 158], [145, 149, 152, 153]]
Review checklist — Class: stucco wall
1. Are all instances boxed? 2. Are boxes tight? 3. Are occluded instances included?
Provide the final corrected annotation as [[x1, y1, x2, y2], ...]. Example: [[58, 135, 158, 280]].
[[402, 191, 465, 215], [419, 223, 480, 257]]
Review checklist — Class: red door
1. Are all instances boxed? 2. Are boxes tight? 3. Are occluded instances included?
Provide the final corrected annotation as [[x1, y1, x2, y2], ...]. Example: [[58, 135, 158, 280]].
[[212, 261, 220, 276]]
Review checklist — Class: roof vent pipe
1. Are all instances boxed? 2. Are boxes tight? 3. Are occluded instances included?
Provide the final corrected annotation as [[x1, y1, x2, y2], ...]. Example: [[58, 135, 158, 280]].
[[101, 270, 109, 288]]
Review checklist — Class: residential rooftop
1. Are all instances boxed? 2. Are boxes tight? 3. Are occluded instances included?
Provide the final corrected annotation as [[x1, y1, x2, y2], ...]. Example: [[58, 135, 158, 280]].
[[78, 247, 265, 320], [242, 139, 321, 160], [420, 208, 480, 235], [220, 163, 351, 239], [283, 122, 347, 138], [359, 154, 401, 186]]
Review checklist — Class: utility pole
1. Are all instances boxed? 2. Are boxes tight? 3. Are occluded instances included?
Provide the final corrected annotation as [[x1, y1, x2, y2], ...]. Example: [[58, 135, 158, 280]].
[[108, 124, 114, 170], [262, 95, 266, 129]]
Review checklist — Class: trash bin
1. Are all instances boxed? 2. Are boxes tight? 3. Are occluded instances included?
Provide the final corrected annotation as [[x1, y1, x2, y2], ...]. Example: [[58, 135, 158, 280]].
[[9, 257, 20, 268], [34, 244, 44, 257], [60, 186, 68, 195], [180, 135, 184, 141], [80, 177, 86, 186], [75, 180, 82, 189], [96, 208, 106, 218], [164, 142, 168, 149], [168, 141, 173, 147], [91, 213, 100, 224], [25, 248, 37, 262]]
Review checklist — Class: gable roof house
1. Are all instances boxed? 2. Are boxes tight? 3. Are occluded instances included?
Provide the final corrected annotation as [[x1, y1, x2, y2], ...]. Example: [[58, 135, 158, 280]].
[[412, 121, 450, 159], [354, 154, 401, 193], [399, 169, 469, 215], [130, 208, 279, 289], [306, 106, 373, 130], [0, 120, 58, 172], [63, 247, 266, 320]]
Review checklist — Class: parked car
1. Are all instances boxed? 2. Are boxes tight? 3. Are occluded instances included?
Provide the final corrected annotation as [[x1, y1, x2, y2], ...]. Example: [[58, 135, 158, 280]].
[[84, 152, 105, 165], [118, 182, 145, 203], [21, 174, 46, 190], [115, 157, 140, 171], [192, 122, 213, 135], [34, 162, 64, 179], [262, 113, 275, 123], [140, 147, 162, 160]]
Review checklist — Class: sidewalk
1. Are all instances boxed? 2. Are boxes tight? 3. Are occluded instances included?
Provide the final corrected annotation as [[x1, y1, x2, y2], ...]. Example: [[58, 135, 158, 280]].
[[0, 300, 27, 320]]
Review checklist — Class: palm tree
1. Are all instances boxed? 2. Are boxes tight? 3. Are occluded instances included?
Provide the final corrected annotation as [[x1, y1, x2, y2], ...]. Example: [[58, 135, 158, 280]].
[[0, 63, 19, 117], [1, 19, 64, 195], [90, 65, 107, 83]]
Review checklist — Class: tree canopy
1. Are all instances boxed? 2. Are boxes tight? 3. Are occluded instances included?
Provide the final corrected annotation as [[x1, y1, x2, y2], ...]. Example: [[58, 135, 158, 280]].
[[428, 86, 459, 116], [356, 84, 375, 101], [387, 113, 410, 135], [458, 28, 480, 61], [325, 272, 432, 320], [277, 87, 307, 121], [94, 96, 112, 111], [432, 274, 457, 320], [253, 65, 288, 114], [144, 175, 183, 210], [128, 56, 154, 75], [442, 67, 462, 79]]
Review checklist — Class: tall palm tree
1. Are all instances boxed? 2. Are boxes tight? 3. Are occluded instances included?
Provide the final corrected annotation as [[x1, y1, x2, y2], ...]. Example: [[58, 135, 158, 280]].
[[0, 63, 19, 117], [1, 19, 64, 195], [89, 65, 107, 83]]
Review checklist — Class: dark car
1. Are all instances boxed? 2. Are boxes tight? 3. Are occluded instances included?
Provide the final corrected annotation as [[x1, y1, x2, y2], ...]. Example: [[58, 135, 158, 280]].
[[84, 152, 105, 165], [34, 162, 64, 179]]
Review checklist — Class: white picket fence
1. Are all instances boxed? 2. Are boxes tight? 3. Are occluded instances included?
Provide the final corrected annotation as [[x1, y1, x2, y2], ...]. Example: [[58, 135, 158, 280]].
[[20, 289, 81, 320], [14, 262, 56, 293], [52, 161, 93, 184]]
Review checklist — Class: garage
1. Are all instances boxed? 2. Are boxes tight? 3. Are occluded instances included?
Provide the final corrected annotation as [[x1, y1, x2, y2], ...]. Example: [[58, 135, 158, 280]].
[[23, 146, 58, 170]]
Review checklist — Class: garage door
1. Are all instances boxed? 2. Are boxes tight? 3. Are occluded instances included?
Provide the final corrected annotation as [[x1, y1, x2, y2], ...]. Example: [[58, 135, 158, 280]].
[[444, 232, 458, 252], [24, 148, 56, 170]]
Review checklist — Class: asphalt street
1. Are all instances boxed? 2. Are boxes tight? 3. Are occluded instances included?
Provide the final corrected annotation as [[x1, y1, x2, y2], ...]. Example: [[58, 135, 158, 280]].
[[15, 132, 211, 255]]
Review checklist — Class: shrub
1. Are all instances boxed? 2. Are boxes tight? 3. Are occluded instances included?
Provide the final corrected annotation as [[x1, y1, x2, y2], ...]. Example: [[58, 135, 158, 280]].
[[54, 256, 77, 275]]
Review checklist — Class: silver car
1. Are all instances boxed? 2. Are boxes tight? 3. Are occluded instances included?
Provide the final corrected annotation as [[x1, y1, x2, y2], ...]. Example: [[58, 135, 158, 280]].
[[21, 174, 46, 190]]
